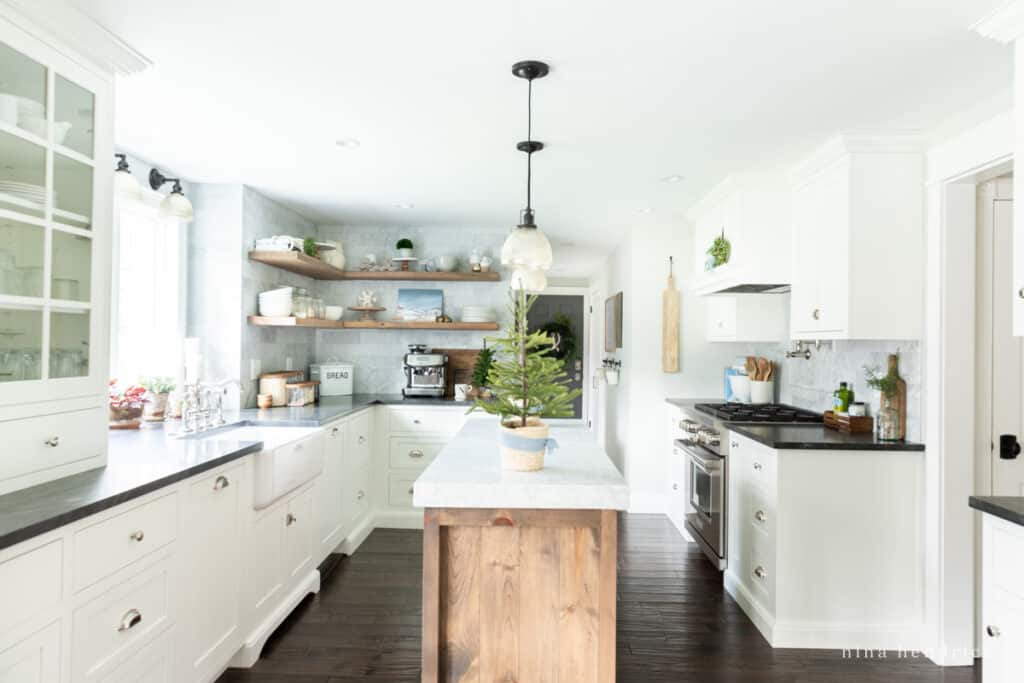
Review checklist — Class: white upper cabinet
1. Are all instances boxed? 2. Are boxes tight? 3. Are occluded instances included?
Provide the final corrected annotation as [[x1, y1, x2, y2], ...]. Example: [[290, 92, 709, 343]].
[[685, 174, 792, 297], [788, 133, 924, 340]]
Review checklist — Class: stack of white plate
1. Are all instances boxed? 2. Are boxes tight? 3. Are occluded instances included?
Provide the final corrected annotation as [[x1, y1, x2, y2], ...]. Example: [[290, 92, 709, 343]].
[[461, 306, 495, 323], [0, 181, 51, 207]]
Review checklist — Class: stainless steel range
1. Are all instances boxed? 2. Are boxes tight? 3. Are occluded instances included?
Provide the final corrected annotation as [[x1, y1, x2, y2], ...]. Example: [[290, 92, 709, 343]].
[[675, 402, 822, 570]]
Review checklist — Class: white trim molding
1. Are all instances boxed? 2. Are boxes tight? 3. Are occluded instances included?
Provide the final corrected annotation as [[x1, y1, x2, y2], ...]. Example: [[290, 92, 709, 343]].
[[0, 0, 150, 75], [973, 0, 1024, 43]]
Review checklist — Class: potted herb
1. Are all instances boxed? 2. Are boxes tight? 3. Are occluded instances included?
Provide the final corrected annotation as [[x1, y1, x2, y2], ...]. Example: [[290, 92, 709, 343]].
[[469, 289, 581, 471], [396, 238, 414, 258], [468, 346, 495, 399], [864, 352, 907, 441], [108, 380, 148, 430], [140, 376, 175, 421], [707, 230, 731, 268], [303, 237, 318, 257]]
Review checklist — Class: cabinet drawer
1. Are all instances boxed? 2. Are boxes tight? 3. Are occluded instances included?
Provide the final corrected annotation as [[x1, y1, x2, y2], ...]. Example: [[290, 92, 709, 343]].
[[746, 529, 775, 609], [0, 407, 105, 485], [0, 620, 61, 683], [98, 628, 174, 683], [0, 539, 63, 636], [343, 465, 371, 528], [388, 436, 446, 470], [72, 559, 172, 682], [737, 483, 774, 540], [73, 493, 178, 592], [387, 407, 464, 434], [388, 473, 419, 508], [730, 433, 776, 492]]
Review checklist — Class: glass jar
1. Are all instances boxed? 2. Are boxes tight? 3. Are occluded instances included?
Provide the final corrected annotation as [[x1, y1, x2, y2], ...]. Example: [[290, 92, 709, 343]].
[[292, 288, 310, 319], [311, 297, 324, 319], [878, 404, 901, 441], [286, 385, 305, 407]]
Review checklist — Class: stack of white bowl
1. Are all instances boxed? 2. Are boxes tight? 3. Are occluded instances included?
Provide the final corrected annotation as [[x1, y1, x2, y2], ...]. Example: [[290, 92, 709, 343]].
[[258, 287, 293, 317], [461, 306, 495, 323]]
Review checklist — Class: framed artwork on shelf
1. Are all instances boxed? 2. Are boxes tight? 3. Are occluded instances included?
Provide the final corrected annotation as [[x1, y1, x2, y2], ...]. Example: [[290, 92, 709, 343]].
[[605, 291, 623, 351], [396, 288, 444, 321]]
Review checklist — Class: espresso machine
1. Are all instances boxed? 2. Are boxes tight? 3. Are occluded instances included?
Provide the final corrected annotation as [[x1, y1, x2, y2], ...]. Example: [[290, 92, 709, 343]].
[[402, 344, 448, 398]]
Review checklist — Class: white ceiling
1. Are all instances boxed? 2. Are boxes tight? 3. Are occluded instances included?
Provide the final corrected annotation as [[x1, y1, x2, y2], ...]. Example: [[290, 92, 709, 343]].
[[78, 0, 1011, 261]]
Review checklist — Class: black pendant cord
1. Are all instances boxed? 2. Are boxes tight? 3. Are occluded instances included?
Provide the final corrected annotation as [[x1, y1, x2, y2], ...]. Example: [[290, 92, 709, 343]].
[[526, 78, 532, 212]]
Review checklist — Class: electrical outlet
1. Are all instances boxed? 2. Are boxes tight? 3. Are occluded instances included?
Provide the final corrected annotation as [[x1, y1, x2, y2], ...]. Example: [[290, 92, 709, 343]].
[[250, 358, 261, 380], [285, 357, 293, 371]]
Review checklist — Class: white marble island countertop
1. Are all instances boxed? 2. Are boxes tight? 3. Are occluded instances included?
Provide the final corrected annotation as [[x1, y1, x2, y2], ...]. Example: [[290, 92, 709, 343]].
[[413, 416, 629, 510]]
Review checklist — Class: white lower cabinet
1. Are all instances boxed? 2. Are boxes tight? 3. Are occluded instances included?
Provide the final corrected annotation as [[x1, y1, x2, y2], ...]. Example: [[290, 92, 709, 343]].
[[98, 630, 175, 683], [0, 621, 61, 683], [282, 486, 315, 582], [180, 462, 245, 682], [981, 512, 1024, 683], [315, 420, 346, 563]]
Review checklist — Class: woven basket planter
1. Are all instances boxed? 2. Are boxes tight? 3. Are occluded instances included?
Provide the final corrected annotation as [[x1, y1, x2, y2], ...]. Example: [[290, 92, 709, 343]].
[[499, 417, 551, 472]]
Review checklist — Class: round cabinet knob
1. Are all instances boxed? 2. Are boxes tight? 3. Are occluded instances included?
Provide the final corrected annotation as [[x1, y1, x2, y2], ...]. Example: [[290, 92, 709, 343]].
[[44, 436, 60, 448], [408, 449, 424, 459], [118, 609, 142, 632], [731, 441, 739, 449], [286, 513, 297, 526], [213, 475, 230, 491], [717, 321, 724, 328], [812, 308, 821, 320], [407, 487, 414, 495], [754, 566, 767, 580], [672, 483, 679, 491], [1019, 288, 1024, 300], [358, 435, 367, 444], [987, 625, 1001, 638], [413, 419, 422, 424], [130, 530, 145, 542], [356, 490, 365, 500], [331, 427, 339, 436], [755, 510, 767, 522], [753, 462, 763, 471]]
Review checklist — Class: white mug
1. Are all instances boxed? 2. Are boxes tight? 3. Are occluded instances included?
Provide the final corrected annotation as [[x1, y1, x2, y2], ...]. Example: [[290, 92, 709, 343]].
[[454, 383, 470, 401]]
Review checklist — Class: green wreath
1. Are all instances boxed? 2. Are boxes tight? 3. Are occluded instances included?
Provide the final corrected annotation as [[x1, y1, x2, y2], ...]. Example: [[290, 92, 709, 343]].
[[538, 314, 577, 363]]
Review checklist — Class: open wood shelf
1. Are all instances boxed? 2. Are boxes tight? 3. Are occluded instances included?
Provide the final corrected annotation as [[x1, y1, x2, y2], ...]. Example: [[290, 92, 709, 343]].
[[248, 251, 501, 282], [247, 316, 499, 331]]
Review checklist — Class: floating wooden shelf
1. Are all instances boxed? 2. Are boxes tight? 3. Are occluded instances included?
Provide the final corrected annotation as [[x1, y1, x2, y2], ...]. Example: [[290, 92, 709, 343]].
[[247, 316, 499, 331], [248, 251, 501, 282]]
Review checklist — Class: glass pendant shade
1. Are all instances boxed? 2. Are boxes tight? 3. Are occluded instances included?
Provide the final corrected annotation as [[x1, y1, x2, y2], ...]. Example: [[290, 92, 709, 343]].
[[500, 226, 553, 270], [509, 267, 547, 292], [114, 168, 143, 200], [160, 191, 194, 222]]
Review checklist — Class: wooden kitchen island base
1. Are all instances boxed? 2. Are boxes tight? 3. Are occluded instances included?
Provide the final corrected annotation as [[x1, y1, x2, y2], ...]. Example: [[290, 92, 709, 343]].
[[421, 507, 618, 683]]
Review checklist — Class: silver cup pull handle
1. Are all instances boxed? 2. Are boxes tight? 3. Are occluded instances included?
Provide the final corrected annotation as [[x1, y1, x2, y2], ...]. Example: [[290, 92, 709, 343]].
[[409, 449, 424, 459], [213, 475, 230, 491], [44, 436, 60, 448], [987, 625, 1001, 638], [118, 609, 142, 632], [286, 513, 297, 526], [753, 566, 767, 580], [755, 510, 767, 522]]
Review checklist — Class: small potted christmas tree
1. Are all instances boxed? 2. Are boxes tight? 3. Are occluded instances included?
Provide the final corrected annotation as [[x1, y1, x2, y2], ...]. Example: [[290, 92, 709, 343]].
[[470, 288, 580, 471]]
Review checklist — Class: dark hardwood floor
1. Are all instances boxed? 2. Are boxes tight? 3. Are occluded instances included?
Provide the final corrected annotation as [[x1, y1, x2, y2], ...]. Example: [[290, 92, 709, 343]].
[[218, 514, 979, 682]]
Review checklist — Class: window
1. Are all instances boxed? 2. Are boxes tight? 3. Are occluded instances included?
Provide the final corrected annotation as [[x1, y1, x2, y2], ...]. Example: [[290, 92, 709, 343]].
[[110, 192, 186, 383]]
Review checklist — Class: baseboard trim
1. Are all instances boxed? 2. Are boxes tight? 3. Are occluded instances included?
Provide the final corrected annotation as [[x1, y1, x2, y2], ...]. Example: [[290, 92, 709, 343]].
[[723, 569, 776, 644], [374, 509, 424, 530], [339, 515, 375, 554], [228, 570, 320, 669]]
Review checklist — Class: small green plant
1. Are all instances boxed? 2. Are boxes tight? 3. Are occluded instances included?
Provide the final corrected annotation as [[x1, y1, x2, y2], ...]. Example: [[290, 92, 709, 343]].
[[396, 238, 414, 250], [471, 347, 495, 387], [139, 376, 175, 395], [707, 230, 731, 267], [303, 237, 318, 257], [469, 289, 581, 427], [864, 362, 899, 398]]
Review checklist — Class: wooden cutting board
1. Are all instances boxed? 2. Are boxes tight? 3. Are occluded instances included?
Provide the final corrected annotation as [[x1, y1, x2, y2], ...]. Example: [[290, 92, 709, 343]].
[[434, 348, 480, 398], [662, 257, 680, 372]]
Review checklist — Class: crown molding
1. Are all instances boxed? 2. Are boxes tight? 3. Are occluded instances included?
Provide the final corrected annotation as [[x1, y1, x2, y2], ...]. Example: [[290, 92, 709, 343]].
[[790, 130, 923, 186], [973, 0, 1024, 44], [0, 0, 150, 75]]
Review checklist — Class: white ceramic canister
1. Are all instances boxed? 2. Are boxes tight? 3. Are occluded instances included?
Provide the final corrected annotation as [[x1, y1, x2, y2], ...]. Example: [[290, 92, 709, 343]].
[[259, 371, 301, 407]]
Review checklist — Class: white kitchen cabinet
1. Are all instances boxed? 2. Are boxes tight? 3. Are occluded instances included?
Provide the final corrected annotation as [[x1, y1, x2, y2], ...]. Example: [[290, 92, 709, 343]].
[[0, 620, 60, 683], [705, 294, 788, 343], [685, 174, 792, 297], [315, 419, 346, 563], [981, 512, 1024, 683], [725, 431, 926, 650], [667, 440, 688, 533], [789, 133, 923, 340], [180, 462, 246, 682], [282, 486, 315, 583], [0, 8, 134, 494]]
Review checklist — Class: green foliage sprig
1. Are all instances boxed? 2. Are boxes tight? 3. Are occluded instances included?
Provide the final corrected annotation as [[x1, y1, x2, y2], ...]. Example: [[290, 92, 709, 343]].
[[863, 365, 898, 398], [707, 230, 731, 267], [471, 347, 495, 387], [303, 237, 318, 257], [140, 376, 175, 395], [469, 289, 581, 427]]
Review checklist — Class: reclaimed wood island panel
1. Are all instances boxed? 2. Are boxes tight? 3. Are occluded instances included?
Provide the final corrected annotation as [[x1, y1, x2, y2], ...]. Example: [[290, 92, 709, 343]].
[[413, 418, 629, 683]]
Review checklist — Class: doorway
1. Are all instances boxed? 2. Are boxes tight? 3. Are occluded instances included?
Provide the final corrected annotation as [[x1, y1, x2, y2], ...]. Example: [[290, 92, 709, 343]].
[[526, 293, 585, 420], [975, 174, 1024, 497]]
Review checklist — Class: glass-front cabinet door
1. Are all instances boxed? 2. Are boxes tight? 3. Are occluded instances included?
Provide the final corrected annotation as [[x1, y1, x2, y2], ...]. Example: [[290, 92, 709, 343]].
[[0, 26, 110, 405]]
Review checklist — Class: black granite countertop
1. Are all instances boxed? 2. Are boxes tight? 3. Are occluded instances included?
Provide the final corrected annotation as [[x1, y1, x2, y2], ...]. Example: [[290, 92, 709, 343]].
[[0, 393, 473, 552], [729, 424, 925, 451], [970, 496, 1024, 527]]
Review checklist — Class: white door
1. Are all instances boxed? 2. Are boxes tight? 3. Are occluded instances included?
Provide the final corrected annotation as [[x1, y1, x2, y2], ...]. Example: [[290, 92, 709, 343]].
[[979, 177, 1024, 496]]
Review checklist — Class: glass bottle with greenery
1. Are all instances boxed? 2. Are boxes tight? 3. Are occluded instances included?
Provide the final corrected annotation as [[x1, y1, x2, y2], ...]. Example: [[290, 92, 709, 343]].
[[864, 353, 906, 441]]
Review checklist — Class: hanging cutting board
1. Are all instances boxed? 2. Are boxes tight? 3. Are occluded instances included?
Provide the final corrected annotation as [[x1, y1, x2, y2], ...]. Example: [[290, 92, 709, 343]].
[[662, 257, 680, 372]]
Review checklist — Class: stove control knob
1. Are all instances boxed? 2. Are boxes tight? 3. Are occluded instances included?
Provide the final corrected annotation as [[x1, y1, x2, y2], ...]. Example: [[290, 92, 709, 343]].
[[680, 419, 700, 435], [698, 429, 720, 448]]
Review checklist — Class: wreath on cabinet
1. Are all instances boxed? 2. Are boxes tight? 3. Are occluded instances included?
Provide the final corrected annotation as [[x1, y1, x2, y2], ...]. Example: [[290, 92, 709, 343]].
[[707, 229, 731, 268]]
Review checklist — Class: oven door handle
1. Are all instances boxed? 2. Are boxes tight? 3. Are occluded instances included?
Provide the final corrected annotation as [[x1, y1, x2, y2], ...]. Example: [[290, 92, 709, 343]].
[[687, 449, 722, 472]]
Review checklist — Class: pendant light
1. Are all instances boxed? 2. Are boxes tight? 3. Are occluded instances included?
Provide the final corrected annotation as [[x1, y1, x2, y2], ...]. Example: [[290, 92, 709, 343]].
[[501, 60, 553, 288], [149, 168, 194, 222], [113, 153, 143, 200]]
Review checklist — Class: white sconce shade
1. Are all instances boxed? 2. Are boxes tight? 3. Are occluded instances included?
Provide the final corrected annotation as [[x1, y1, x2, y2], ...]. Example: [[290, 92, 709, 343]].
[[509, 267, 547, 292], [114, 168, 143, 200], [500, 226, 553, 270], [160, 191, 194, 222]]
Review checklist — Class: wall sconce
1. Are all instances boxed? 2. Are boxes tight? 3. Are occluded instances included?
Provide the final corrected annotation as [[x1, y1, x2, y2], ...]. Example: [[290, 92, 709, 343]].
[[113, 153, 142, 200], [149, 167, 194, 222]]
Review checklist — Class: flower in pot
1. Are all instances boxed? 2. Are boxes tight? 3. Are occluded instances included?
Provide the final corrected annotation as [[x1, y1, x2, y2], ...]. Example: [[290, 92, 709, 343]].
[[396, 238, 414, 258], [108, 380, 148, 430], [140, 376, 176, 422], [468, 289, 581, 471]]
